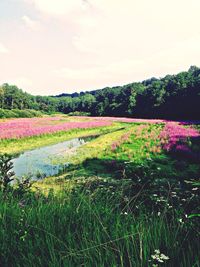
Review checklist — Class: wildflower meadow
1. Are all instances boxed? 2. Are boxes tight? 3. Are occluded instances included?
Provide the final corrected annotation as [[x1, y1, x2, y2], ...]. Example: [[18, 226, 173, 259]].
[[0, 116, 199, 267], [0, 117, 112, 139]]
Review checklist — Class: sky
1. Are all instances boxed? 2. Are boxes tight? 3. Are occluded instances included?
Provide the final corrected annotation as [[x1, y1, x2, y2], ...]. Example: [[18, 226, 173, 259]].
[[0, 0, 200, 96]]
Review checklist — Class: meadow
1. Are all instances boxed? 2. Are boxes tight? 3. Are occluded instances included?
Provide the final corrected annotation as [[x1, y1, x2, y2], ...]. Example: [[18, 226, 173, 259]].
[[0, 116, 199, 267]]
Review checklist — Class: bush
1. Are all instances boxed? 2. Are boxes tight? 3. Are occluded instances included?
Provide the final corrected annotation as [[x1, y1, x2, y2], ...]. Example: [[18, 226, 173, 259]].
[[0, 109, 16, 118], [0, 108, 43, 118], [67, 111, 91, 116]]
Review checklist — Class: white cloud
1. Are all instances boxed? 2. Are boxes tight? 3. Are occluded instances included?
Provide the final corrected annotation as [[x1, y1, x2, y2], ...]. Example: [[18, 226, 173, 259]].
[[25, 0, 87, 16], [22, 15, 41, 31], [73, 0, 200, 54], [0, 43, 9, 54], [72, 35, 99, 54], [54, 33, 200, 90], [4, 0, 200, 94], [53, 59, 146, 85]]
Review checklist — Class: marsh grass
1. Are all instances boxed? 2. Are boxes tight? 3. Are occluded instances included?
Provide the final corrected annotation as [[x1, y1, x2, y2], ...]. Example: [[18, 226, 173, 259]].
[[0, 121, 200, 266], [0, 182, 199, 267], [0, 123, 123, 154]]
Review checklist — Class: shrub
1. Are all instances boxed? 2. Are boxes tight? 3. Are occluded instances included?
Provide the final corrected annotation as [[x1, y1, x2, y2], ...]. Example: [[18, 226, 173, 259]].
[[0, 154, 15, 191], [0, 108, 43, 118], [67, 111, 91, 116]]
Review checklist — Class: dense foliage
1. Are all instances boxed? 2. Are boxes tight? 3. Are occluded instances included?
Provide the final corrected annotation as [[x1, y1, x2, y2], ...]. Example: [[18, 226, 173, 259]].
[[0, 108, 42, 118], [1, 66, 200, 119]]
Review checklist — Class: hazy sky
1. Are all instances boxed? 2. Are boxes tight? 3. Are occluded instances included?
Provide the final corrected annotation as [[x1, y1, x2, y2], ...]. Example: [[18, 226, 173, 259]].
[[0, 0, 200, 95]]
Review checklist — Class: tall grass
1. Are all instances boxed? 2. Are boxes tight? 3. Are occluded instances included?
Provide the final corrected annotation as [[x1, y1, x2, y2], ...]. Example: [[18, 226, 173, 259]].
[[0, 186, 199, 267], [0, 123, 123, 154]]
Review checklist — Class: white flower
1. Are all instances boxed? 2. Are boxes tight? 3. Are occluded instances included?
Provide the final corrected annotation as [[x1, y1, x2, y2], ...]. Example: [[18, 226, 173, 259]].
[[151, 249, 169, 264], [120, 211, 128, 215], [160, 254, 169, 260], [192, 187, 198, 191]]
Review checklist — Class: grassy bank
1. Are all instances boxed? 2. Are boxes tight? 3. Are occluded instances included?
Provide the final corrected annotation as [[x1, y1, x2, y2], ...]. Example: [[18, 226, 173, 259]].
[[0, 123, 124, 155], [33, 122, 200, 193]]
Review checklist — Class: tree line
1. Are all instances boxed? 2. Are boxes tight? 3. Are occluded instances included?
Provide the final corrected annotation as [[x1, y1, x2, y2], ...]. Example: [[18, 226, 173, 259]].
[[0, 66, 200, 119]]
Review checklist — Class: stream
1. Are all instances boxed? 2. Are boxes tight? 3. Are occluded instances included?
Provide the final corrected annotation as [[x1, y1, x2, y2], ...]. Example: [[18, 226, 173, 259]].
[[11, 136, 96, 179]]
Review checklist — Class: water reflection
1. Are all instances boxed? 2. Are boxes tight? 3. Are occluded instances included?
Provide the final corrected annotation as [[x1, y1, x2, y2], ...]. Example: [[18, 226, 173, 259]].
[[12, 136, 95, 179]]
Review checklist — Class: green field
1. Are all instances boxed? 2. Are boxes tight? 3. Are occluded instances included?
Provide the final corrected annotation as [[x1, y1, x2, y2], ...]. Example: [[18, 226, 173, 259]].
[[0, 118, 199, 267]]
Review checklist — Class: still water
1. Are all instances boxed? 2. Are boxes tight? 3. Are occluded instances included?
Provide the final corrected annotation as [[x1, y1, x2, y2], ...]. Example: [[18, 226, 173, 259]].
[[12, 136, 95, 179]]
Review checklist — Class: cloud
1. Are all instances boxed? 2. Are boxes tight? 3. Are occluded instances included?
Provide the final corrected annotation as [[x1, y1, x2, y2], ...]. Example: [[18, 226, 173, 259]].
[[0, 43, 9, 54], [22, 15, 41, 31], [3, 0, 200, 94], [72, 35, 99, 54], [53, 59, 146, 88], [53, 33, 200, 91], [25, 0, 88, 16]]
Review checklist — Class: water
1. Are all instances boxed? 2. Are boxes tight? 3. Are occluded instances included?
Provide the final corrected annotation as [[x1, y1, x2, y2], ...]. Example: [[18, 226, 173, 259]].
[[12, 136, 95, 179]]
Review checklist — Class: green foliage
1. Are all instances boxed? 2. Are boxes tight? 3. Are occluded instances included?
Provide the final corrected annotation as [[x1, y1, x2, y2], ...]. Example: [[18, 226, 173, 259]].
[[67, 111, 91, 116], [1, 65, 200, 119], [0, 108, 16, 118], [0, 108, 43, 118], [0, 182, 199, 267], [0, 154, 15, 191]]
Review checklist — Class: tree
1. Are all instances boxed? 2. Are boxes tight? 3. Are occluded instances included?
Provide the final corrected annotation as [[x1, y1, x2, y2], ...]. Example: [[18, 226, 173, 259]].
[[0, 86, 4, 109]]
